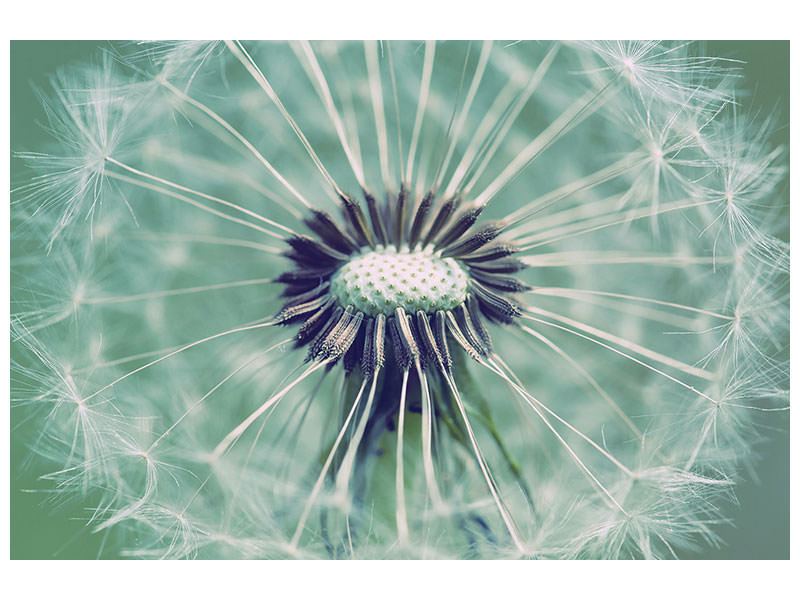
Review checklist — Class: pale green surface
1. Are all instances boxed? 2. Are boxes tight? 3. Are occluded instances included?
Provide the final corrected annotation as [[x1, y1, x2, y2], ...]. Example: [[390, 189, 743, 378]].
[[330, 247, 468, 316]]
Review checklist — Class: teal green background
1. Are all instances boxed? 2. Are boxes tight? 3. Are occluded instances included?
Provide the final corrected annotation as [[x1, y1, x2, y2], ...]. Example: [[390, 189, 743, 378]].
[[10, 40, 789, 559]]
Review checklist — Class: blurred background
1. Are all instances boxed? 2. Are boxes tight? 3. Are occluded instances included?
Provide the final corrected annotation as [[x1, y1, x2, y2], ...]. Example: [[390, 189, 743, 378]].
[[10, 40, 789, 560]]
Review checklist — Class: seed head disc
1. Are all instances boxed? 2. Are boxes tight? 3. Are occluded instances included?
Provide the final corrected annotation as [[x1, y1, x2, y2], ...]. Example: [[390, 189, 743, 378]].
[[330, 246, 468, 316]]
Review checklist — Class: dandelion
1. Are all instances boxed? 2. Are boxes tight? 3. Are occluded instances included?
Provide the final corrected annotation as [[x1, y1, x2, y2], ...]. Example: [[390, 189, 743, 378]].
[[11, 40, 788, 559]]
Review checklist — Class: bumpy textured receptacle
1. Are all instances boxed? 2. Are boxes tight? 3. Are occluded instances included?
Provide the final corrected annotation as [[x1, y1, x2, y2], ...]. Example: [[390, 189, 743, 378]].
[[330, 247, 468, 317]]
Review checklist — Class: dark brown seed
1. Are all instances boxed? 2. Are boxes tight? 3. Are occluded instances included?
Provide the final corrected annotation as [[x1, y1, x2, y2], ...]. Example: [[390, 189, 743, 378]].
[[441, 221, 503, 257], [416, 311, 447, 373], [453, 303, 489, 357], [422, 198, 459, 247], [324, 311, 364, 361], [295, 298, 336, 342], [339, 192, 374, 248], [286, 235, 348, 266], [388, 315, 411, 370], [458, 243, 518, 263], [470, 279, 522, 324], [434, 205, 484, 250], [466, 294, 494, 353], [469, 270, 530, 293], [308, 306, 344, 359], [443, 311, 481, 361], [304, 209, 360, 254], [393, 185, 409, 249], [407, 191, 433, 248], [276, 290, 331, 325], [462, 257, 525, 274], [343, 317, 367, 374], [365, 191, 389, 246], [434, 310, 453, 372]]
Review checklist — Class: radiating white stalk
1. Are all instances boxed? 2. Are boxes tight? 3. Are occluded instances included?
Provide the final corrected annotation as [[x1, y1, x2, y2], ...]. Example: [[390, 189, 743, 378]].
[[293, 41, 367, 189], [432, 41, 493, 192], [130, 232, 282, 255], [82, 278, 274, 305], [529, 287, 733, 320], [364, 41, 394, 192], [522, 313, 717, 402], [473, 79, 617, 207], [442, 371, 527, 555], [141, 143, 304, 220], [105, 171, 283, 239], [158, 78, 313, 209], [516, 198, 718, 251], [225, 40, 347, 198], [405, 41, 435, 187], [417, 363, 445, 512], [82, 320, 276, 403], [106, 157, 299, 236], [513, 326, 645, 443], [333, 370, 380, 500], [525, 304, 714, 380], [395, 369, 410, 544], [455, 44, 559, 199], [148, 338, 292, 453], [503, 152, 647, 227], [385, 43, 406, 184], [210, 360, 328, 461], [484, 355, 634, 477], [510, 190, 634, 238], [288, 376, 370, 551], [522, 251, 729, 268], [480, 357, 630, 513]]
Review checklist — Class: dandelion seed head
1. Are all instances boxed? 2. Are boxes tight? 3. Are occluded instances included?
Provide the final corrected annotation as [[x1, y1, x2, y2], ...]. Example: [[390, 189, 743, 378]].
[[11, 40, 788, 559]]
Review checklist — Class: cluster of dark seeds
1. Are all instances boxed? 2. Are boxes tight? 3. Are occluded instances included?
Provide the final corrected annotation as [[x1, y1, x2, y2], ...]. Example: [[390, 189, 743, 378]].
[[274, 187, 529, 382]]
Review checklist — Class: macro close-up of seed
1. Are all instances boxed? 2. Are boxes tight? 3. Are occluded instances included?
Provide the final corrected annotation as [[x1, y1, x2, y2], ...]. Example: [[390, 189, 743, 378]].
[[10, 39, 789, 561]]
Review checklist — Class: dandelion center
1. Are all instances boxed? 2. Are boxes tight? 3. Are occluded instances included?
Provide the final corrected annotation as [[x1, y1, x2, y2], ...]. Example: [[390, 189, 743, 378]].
[[330, 247, 468, 316]]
